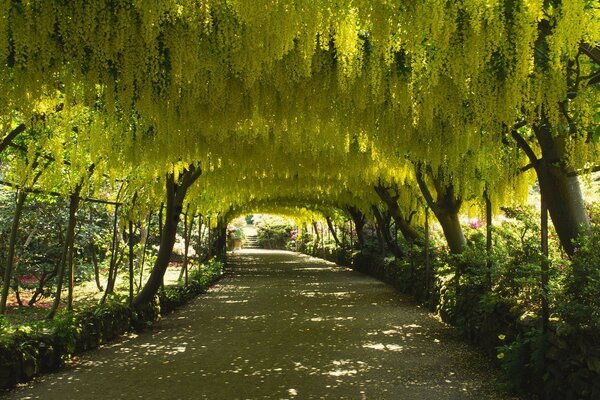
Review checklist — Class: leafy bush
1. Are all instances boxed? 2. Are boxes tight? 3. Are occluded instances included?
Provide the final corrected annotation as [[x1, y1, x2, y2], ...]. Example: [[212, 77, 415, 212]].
[[335, 202, 600, 400], [255, 217, 295, 249], [0, 257, 224, 389]]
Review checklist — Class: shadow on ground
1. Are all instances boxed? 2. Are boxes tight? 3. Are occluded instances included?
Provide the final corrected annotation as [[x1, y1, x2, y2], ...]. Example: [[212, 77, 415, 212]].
[[3, 249, 519, 400]]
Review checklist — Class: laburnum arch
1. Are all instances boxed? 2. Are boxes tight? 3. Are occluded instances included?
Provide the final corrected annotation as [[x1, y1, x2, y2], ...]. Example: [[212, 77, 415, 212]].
[[0, 0, 598, 309]]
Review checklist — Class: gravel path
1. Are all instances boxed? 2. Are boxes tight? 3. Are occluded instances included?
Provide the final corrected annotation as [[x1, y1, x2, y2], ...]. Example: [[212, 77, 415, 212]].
[[3, 250, 517, 400]]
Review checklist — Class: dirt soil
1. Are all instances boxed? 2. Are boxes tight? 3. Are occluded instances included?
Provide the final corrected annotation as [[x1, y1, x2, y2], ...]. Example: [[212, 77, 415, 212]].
[[3, 250, 520, 400]]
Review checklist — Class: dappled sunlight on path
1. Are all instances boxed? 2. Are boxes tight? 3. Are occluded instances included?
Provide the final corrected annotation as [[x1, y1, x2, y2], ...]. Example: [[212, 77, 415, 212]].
[[4, 250, 516, 399]]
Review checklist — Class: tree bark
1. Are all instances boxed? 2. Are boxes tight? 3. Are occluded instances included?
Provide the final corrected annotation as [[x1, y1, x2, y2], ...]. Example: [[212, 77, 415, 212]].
[[47, 190, 81, 319], [0, 191, 27, 314], [371, 205, 404, 258], [325, 217, 341, 247], [533, 124, 589, 256], [102, 204, 120, 301], [312, 222, 320, 250], [415, 167, 466, 254], [134, 165, 201, 307], [347, 206, 366, 248], [0, 124, 26, 155], [374, 184, 423, 244], [212, 219, 227, 257]]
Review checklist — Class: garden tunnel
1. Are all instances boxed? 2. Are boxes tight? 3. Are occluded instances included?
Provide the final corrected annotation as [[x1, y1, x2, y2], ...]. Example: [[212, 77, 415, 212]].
[[0, 1, 598, 399]]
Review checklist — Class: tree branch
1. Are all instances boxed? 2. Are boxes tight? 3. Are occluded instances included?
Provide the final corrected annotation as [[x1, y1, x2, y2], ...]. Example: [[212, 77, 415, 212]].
[[0, 124, 26, 154], [566, 165, 600, 177], [579, 43, 600, 65], [414, 165, 436, 212], [511, 129, 539, 165], [0, 179, 121, 205]]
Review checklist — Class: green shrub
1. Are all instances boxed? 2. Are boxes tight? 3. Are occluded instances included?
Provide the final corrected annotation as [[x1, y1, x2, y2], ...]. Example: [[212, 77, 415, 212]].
[[255, 218, 295, 249], [0, 256, 225, 390]]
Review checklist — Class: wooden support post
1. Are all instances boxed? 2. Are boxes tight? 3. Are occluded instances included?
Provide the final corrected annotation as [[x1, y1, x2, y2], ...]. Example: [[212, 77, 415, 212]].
[[424, 206, 431, 298], [128, 220, 134, 305], [158, 203, 165, 291], [485, 191, 493, 289], [139, 213, 151, 291], [207, 216, 212, 259], [541, 196, 549, 334], [102, 203, 120, 302]]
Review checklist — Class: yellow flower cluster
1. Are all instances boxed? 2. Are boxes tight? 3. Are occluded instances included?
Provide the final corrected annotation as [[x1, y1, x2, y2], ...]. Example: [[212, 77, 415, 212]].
[[0, 0, 597, 219]]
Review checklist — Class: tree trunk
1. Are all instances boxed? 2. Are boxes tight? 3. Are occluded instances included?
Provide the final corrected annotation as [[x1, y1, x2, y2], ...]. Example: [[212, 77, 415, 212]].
[[374, 184, 422, 244], [436, 211, 466, 254], [134, 178, 180, 305], [47, 190, 81, 319], [12, 277, 22, 307], [415, 167, 466, 254], [312, 222, 320, 251], [325, 217, 340, 247], [28, 270, 55, 307], [212, 219, 227, 257], [0, 124, 26, 155], [0, 191, 27, 314], [347, 206, 366, 248], [534, 124, 589, 256], [372, 205, 404, 258], [134, 166, 201, 307], [138, 214, 151, 290], [102, 204, 120, 302]]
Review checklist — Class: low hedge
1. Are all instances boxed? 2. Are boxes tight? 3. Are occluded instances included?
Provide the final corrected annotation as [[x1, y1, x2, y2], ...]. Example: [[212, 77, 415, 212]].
[[349, 250, 600, 400], [0, 260, 224, 390]]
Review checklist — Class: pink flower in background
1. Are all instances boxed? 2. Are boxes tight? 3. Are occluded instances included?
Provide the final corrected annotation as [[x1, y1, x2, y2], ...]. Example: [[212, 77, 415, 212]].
[[468, 218, 482, 229], [19, 276, 38, 284]]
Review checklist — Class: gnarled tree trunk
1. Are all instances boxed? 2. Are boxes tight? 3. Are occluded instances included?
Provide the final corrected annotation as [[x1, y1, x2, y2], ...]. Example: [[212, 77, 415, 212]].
[[47, 190, 82, 319], [371, 205, 404, 258], [325, 216, 341, 247], [347, 206, 366, 248], [415, 167, 466, 254], [0, 191, 27, 314], [534, 124, 589, 256], [374, 184, 422, 244], [133, 165, 202, 307]]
